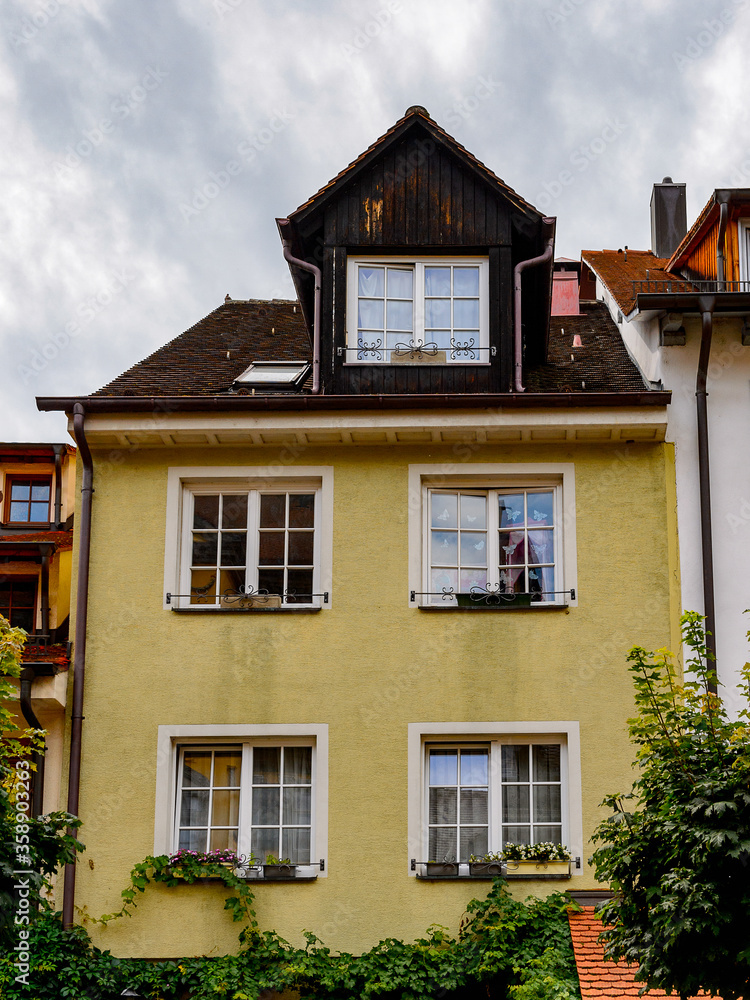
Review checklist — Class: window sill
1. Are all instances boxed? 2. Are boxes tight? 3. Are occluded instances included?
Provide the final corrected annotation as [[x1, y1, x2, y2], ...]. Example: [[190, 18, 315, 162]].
[[170, 606, 323, 614], [414, 604, 569, 612]]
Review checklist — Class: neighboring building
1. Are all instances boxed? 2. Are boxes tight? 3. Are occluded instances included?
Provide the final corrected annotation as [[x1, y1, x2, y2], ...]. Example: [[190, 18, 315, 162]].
[[0, 442, 75, 815], [38, 107, 678, 959], [583, 183, 750, 718]]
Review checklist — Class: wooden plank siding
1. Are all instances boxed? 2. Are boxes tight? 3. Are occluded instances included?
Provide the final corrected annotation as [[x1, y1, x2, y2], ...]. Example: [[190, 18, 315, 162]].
[[685, 216, 719, 280]]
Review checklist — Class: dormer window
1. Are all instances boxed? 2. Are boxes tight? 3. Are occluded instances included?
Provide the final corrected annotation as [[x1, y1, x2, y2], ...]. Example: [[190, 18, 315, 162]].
[[345, 256, 489, 364], [234, 362, 310, 388]]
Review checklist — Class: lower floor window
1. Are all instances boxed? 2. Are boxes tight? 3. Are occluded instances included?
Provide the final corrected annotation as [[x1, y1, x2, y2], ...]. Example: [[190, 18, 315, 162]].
[[0, 577, 37, 632], [426, 741, 563, 861], [176, 743, 313, 863]]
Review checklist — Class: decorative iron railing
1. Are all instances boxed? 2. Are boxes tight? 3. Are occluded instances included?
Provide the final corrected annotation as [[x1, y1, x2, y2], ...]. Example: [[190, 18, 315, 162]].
[[166, 586, 328, 607], [632, 279, 750, 296], [410, 584, 575, 605], [337, 339, 496, 362]]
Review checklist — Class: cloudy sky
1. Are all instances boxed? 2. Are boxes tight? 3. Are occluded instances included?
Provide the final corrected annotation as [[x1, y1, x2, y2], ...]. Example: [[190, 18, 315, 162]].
[[3, 0, 749, 441]]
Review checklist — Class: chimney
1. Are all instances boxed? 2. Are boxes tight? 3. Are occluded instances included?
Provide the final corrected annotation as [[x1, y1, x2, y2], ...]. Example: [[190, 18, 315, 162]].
[[650, 178, 687, 259]]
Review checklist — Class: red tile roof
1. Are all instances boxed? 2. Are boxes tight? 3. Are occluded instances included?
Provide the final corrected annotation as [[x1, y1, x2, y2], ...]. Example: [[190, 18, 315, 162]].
[[569, 908, 716, 999], [0, 530, 73, 549], [21, 642, 70, 667], [582, 250, 685, 316]]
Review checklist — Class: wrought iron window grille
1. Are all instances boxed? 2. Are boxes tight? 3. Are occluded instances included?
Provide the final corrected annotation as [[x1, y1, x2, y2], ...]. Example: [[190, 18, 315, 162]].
[[632, 278, 750, 295], [166, 586, 329, 606], [410, 584, 575, 605], [336, 341, 496, 361]]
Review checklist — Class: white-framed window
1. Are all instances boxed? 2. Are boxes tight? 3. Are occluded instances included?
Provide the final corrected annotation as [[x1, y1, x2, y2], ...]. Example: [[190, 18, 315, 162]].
[[163, 467, 333, 610], [155, 724, 329, 874], [407, 464, 577, 608], [408, 722, 582, 874], [345, 256, 489, 364]]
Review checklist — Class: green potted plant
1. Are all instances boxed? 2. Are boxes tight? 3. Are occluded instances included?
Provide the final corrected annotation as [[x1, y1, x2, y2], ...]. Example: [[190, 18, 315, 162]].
[[501, 842, 571, 876], [468, 851, 505, 876], [166, 848, 254, 880], [262, 854, 297, 879]]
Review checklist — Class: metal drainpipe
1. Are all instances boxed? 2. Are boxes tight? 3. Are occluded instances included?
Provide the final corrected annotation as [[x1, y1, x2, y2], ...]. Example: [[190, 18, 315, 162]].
[[696, 295, 717, 687], [278, 219, 321, 394], [40, 546, 50, 637], [62, 402, 94, 929], [19, 665, 46, 817], [513, 218, 555, 392]]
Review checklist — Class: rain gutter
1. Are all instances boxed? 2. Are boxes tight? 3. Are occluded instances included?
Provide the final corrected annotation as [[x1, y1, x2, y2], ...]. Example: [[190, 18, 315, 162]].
[[19, 664, 55, 817], [62, 402, 94, 928]]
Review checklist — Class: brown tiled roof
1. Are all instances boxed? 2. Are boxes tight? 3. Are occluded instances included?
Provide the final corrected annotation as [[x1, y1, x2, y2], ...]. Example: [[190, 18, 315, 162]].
[[524, 302, 648, 393], [291, 106, 540, 220], [0, 530, 73, 549], [94, 300, 310, 397], [582, 250, 684, 316], [22, 642, 70, 668], [569, 908, 716, 1000]]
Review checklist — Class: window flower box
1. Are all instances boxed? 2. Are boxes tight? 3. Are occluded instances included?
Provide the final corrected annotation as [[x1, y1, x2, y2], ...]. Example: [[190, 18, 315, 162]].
[[262, 862, 297, 879], [468, 860, 505, 877], [423, 862, 459, 877], [503, 859, 570, 877]]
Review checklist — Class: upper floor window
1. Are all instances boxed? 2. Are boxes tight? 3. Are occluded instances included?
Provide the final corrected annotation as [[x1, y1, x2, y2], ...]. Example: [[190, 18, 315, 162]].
[[6, 477, 51, 523], [345, 256, 489, 364]]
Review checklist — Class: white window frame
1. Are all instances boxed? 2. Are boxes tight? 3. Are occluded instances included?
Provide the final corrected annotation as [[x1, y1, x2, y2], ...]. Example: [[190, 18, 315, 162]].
[[407, 722, 582, 877], [163, 466, 334, 610], [155, 724, 329, 877], [738, 218, 750, 288], [407, 464, 578, 608], [345, 255, 490, 365]]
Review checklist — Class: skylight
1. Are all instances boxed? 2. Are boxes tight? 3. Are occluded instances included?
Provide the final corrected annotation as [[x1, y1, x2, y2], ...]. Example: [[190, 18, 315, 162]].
[[234, 362, 310, 386]]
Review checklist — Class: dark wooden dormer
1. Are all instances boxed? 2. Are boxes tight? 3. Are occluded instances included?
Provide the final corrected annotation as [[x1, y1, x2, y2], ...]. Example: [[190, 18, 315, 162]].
[[280, 106, 552, 395]]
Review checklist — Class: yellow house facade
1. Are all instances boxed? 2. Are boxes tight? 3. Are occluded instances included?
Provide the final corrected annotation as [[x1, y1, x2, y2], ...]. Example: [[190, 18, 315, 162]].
[[39, 108, 679, 959]]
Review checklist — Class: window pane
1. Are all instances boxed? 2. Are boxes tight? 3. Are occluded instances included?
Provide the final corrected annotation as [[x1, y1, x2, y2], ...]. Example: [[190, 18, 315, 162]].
[[180, 790, 209, 827], [284, 747, 312, 784], [358, 266, 384, 297], [212, 790, 240, 827], [252, 787, 280, 825], [499, 567, 524, 594], [183, 752, 212, 787], [460, 750, 488, 785], [190, 570, 217, 603], [431, 568, 457, 596], [194, 495, 219, 530], [424, 267, 451, 296], [12, 609, 35, 631], [258, 569, 284, 596], [253, 748, 280, 784], [499, 495, 525, 527], [9, 503, 28, 521], [460, 569, 488, 591], [252, 828, 279, 860], [533, 825, 563, 844], [528, 530, 554, 565], [30, 502, 49, 521], [192, 533, 217, 566], [210, 828, 238, 852], [503, 826, 531, 845], [358, 299, 384, 330], [260, 495, 286, 528], [429, 787, 457, 824], [499, 531, 526, 566], [460, 494, 486, 529], [429, 750, 457, 785], [460, 827, 488, 859], [431, 494, 458, 529], [283, 786, 311, 825], [289, 494, 315, 528], [453, 267, 479, 296], [221, 532, 247, 566], [425, 298, 450, 328], [222, 495, 248, 529], [460, 789, 488, 823], [533, 785, 561, 824], [282, 828, 310, 863], [386, 268, 412, 298], [214, 753, 242, 787], [453, 299, 479, 328], [10, 482, 31, 500], [219, 568, 245, 597], [460, 532, 487, 567], [429, 827, 457, 862], [503, 786, 530, 824], [432, 531, 458, 565], [528, 492, 554, 525], [258, 532, 285, 565], [386, 299, 412, 330], [533, 745, 561, 782], [288, 532, 314, 566], [502, 746, 529, 782], [179, 828, 207, 851], [286, 569, 313, 601]]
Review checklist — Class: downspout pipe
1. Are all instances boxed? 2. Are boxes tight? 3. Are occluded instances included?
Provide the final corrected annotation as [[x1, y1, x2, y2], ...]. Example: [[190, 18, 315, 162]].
[[278, 218, 321, 394], [19, 665, 46, 818], [513, 218, 555, 392], [696, 295, 717, 687], [62, 402, 94, 929]]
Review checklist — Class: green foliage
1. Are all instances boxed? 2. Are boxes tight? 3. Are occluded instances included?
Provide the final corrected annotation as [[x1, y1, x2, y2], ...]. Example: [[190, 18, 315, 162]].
[[0, 615, 44, 779], [591, 611, 750, 1000], [0, 879, 581, 999]]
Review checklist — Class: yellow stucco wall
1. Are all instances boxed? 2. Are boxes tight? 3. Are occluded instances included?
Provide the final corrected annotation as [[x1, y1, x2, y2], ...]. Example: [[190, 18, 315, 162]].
[[64, 439, 679, 958]]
